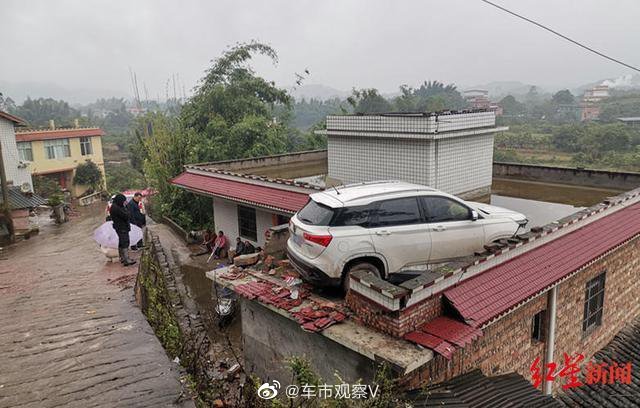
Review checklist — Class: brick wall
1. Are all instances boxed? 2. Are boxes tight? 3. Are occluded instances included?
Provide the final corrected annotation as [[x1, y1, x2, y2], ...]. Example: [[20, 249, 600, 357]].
[[401, 236, 640, 394], [346, 291, 441, 337]]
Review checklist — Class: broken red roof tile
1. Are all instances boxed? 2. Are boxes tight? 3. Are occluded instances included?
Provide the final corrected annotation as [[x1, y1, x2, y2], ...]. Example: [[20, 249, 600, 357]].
[[420, 316, 483, 347], [434, 340, 456, 360], [404, 331, 444, 349], [445, 202, 640, 327]]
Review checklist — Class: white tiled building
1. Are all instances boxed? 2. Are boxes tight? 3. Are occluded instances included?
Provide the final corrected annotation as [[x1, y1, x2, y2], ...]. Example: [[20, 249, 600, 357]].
[[320, 111, 507, 199], [0, 112, 33, 190]]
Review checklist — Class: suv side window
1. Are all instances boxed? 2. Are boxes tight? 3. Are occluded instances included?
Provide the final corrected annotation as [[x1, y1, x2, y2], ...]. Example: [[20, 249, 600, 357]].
[[421, 196, 471, 222], [370, 197, 423, 227], [331, 205, 373, 227]]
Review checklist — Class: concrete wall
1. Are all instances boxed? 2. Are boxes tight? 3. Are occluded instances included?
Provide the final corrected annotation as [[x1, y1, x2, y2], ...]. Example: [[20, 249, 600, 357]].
[[493, 162, 640, 191], [212, 197, 276, 247], [402, 236, 640, 393], [204, 150, 327, 171], [241, 299, 378, 385], [0, 119, 32, 189]]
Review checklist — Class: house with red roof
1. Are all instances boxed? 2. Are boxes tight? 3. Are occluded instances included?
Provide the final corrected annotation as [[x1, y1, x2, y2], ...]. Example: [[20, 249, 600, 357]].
[[15, 124, 106, 197], [171, 150, 326, 247]]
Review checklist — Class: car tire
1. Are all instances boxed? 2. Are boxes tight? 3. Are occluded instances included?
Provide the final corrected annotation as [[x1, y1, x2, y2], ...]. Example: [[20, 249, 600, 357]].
[[342, 262, 382, 294]]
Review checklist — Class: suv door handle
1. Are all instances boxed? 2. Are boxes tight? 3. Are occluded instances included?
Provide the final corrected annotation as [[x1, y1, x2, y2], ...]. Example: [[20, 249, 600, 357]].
[[375, 230, 391, 236], [433, 225, 446, 232]]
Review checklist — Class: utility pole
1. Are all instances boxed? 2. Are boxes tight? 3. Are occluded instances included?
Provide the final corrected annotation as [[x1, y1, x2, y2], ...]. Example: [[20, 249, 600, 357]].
[[0, 141, 14, 243]]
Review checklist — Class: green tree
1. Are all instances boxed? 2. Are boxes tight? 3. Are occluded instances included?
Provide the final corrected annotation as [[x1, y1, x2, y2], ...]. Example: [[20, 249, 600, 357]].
[[552, 89, 575, 105], [74, 160, 104, 192], [347, 88, 392, 113], [12, 97, 80, 127], [105, 163, 146, 192], [498, 95, 525, 116]]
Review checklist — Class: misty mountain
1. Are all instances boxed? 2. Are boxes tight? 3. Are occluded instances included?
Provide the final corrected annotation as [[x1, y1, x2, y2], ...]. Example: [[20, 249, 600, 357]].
[[288, 84, 350, 101], [0, 80, 129, 105], [463, 81, 536, 99]]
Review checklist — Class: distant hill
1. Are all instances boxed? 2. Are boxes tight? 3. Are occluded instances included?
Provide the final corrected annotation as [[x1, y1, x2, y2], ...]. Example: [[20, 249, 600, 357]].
[[0, 80, 129, 105], [464, 81, 535, 99], [288, 84, 350, 101]]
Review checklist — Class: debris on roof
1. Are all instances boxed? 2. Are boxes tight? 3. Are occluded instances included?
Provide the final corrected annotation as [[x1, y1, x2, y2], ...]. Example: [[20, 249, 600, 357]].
[[405, 369, 561, 407], [213, 265, 350, 333], [557, 316, 640, 408]]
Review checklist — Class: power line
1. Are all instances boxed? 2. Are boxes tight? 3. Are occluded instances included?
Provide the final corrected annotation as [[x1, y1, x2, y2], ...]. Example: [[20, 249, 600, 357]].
[[479, 0, 640, 73]]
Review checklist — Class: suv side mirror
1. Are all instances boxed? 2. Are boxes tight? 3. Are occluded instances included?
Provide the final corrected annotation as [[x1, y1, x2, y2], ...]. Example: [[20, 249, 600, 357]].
[[471, 210, 479, 221]]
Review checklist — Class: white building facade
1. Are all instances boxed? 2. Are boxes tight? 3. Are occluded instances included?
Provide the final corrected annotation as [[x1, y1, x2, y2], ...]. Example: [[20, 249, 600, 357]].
[[322, 111, 507, 199], [0, 112, 33, 191]]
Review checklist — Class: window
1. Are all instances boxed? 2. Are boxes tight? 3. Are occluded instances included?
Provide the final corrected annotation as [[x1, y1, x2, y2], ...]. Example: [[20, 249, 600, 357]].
[[583, 272, 606, 333], [421, 196, 471, 222], [17, 142, 33, 161], [238, 205, 257, 241], [531, 310, 546, 342], [297, 200, 335, 226], [371, 198, 422, 227], [332, 205, 374, 227], [44, 139, 71, 159], [80, 137, 93, 155]]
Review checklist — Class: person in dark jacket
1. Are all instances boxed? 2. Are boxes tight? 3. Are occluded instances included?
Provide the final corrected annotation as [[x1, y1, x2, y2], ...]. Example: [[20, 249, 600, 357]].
[[127, 192, 145, 250], [110, 193, 136, 266]]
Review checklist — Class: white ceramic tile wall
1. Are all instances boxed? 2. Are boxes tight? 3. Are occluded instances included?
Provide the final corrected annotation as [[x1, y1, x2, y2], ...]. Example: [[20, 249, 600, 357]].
[[328, 136, 435, 187], [0, 119, 33, 189], [434, 134, 494, 195], [326, 112, 495, 195], [326, 111, 495, 134]]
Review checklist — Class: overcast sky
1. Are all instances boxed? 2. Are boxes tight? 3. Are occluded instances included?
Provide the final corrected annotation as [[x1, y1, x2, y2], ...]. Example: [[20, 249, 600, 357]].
[[2, 0, 639, 102]]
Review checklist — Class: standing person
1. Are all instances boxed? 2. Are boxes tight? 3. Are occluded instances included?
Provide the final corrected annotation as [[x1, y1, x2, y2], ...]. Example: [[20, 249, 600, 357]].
[[127, 192, 146, 250], [110, 193, 136, 266]]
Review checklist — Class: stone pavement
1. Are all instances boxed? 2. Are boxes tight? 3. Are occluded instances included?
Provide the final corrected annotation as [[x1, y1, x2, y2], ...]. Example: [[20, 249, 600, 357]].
[[0, 205, 194, 408]]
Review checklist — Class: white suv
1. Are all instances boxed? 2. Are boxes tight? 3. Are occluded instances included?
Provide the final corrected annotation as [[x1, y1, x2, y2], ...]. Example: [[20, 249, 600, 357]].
[[287, 181, 527, 290]]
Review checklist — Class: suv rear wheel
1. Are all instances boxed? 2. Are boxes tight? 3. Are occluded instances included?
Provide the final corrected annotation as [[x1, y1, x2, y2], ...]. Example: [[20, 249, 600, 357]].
[[342, 262, 382, 294]]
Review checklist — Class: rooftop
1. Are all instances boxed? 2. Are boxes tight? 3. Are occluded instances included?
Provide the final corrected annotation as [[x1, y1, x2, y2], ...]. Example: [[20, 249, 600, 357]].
[[406, 369, 560, 408], [15, 127, 105, 142], [0, 186, 46, 210], [0, 111, 26, 126], [558, 316, 640, 407]]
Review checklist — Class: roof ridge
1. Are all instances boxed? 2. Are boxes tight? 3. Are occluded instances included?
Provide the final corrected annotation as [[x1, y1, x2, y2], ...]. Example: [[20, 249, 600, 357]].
[[16, 126, 103, 134], [184, 164, 324, 191]]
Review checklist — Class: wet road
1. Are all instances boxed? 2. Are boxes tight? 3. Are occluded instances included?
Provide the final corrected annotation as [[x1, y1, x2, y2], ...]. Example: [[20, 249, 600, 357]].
[[0, 205, 192, 408]]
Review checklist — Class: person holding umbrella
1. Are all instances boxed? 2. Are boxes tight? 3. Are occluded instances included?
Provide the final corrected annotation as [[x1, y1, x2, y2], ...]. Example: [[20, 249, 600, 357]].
[[110, 193, 136, 266]]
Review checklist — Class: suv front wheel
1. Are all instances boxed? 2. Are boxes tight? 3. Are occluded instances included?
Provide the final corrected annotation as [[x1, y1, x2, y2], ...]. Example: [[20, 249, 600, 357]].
[[342, 262, 382, 294]]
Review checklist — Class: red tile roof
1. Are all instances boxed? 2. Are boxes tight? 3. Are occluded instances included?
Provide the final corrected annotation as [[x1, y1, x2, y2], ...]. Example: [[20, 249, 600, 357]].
[[0, 111, 26, 125], [15, 128, 105, 142], [403, 316, 481, 359], [444, 202, 640, 328], [171, 172, 311, 214]]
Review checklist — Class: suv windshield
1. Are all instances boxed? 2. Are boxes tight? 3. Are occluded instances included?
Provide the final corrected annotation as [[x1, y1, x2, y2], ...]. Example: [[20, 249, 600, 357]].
[[297, 200, 335, 226]]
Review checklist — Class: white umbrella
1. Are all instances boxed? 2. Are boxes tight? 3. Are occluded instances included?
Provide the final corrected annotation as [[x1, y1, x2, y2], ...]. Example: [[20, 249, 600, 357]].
[[93, 221, 143, 249]]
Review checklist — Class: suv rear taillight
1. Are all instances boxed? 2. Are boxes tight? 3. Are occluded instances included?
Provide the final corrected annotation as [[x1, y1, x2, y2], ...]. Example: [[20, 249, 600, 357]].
[[303, 232, 333, 247]]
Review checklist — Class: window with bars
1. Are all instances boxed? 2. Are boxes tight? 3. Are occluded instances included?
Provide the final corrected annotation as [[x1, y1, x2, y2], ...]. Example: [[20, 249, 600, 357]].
[[44, 139, 71, 159], [80, 137, 93, 155], [582, 272, 606, 334], [238, 205, 257, 241], [17, 141, 33, 161]]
